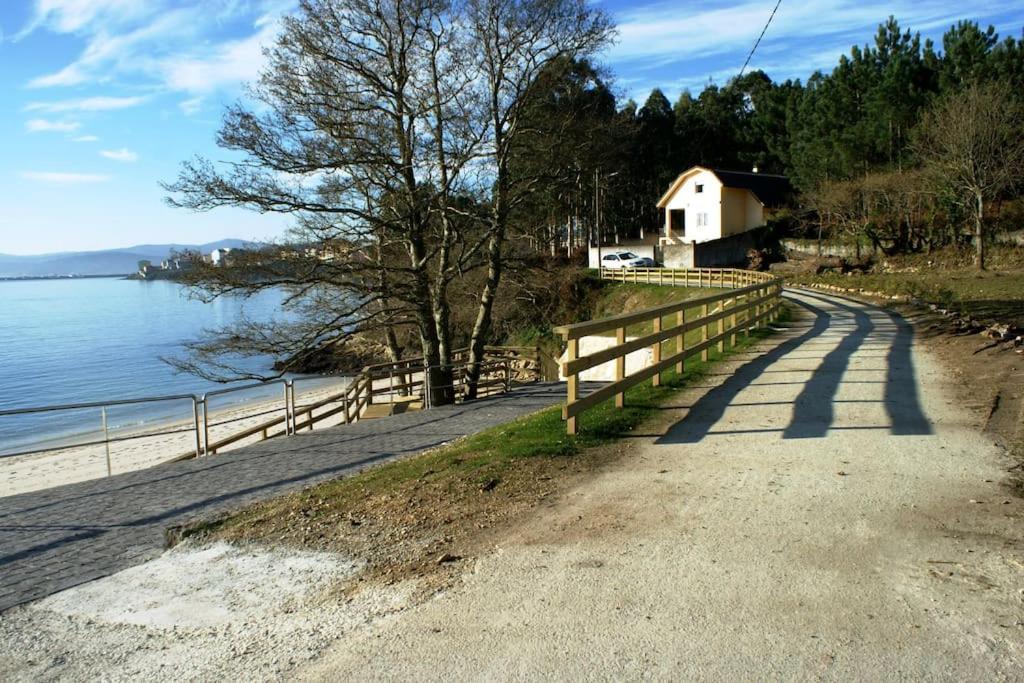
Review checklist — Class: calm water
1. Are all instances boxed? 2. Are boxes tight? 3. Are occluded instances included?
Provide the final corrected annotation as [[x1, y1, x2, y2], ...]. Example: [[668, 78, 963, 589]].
[[0, 277, 306, 453]]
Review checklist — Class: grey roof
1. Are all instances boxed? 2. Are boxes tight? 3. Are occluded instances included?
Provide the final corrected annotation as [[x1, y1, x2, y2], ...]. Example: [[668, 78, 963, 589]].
[[712, 169, 792, 207]]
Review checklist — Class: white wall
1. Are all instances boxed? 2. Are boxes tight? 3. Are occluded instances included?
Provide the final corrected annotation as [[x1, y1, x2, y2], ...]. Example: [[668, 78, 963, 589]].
[[557, 335, 653, 382], [662, 169, 767, 243], [663, 169, 724, 244]]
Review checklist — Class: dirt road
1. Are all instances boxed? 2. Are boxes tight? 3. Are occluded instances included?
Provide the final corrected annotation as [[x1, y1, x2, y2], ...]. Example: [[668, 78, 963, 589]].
[[300, 289, 1024, 680]]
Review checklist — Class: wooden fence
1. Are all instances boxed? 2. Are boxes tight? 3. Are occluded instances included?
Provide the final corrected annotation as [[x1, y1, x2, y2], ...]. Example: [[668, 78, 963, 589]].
[[290, 346, 541, 432], [554, 267, 783, 435], [210, 345, 545, 455]]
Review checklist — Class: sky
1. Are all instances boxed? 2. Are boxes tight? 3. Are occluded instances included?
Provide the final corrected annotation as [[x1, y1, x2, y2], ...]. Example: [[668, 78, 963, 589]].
[[0, 0, 1021, 255]]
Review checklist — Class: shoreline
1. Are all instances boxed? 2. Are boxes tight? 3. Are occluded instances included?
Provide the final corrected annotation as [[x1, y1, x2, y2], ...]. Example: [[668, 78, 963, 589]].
[[0, 377, 352, 498], [0, 274, 130, 282]]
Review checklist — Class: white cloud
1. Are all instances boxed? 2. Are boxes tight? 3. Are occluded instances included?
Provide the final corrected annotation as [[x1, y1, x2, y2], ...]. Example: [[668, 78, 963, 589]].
[[179, 97, 203, 115], [20, 171, 110, 183], [28, 64, 86, 88], [16, 0, 152, 39], [605, 0, 1021, 104], [25, 118, 81, 133], [73, 135, 100, 142], [100, 148, 139, 162], [609, 0, 1014, 69], [27, 9, 200, 88], [160, 20, 278, 94], [23, 1, 292, 97], [25, 95, 147, 112]]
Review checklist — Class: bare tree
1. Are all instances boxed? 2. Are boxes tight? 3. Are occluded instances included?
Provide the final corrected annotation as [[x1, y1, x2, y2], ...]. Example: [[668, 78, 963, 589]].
[[165, 0, 487, 404], [461, 0, 612, 397], [913, 80, 1024, 269], [165, 0, 611, 403]]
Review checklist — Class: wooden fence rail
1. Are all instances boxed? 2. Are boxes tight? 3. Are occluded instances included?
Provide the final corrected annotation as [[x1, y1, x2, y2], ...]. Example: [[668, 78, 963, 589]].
[[554, 267, 783, 435], [284, 346, 542, 437], [204, 346, 543, 455]]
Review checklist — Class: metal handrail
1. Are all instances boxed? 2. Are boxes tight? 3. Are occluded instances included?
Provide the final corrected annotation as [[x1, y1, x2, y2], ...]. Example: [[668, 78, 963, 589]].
[[0, 393, 202, 473], [201, 379, 291, 455], [0, 392, 199, 417], [1, 348, 542, 491]]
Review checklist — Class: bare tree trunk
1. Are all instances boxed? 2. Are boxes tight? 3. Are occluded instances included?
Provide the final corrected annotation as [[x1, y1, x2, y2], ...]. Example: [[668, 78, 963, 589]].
[[381, 317, 408, 396], [408, 234, 451, 406], [432, 295, 455, 402], [463, 178, 507, 400], [426, 36, 457, 405], [974, 191, 986, 271]]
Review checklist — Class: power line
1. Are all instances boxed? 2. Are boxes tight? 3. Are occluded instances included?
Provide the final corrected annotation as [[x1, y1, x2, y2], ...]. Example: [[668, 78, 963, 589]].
[[738, 0, 782, 78]]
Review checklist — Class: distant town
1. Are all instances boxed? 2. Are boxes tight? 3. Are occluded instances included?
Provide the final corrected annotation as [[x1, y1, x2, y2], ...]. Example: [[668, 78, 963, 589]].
[[0, 239, 251, 280], [133, 247, 238, 280]]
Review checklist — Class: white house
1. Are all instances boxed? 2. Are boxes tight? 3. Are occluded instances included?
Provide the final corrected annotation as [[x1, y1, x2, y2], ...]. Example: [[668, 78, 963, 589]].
[[210, 247, 233, 266], [657, 166, 790, 246]]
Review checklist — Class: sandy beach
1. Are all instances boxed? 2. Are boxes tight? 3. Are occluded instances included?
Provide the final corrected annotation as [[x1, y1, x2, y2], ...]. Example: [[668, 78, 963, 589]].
[[0, 379, 354, 498]]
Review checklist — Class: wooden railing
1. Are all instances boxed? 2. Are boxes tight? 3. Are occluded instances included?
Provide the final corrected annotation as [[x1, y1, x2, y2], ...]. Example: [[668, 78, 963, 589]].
[[287, 345, 543, 434], [554, 267, 783, 435], [601, 266, 768, 289], [203, 346, 543, 455]]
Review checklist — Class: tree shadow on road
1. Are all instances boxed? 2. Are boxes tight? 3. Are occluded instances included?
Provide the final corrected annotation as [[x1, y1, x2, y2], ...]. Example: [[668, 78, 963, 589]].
[[657, 291, 932, 445]]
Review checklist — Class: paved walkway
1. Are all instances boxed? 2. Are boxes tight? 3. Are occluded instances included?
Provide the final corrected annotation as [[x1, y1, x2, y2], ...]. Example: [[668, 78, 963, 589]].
[[0, 383, 571, 612], [301, 290, 1024, 679]]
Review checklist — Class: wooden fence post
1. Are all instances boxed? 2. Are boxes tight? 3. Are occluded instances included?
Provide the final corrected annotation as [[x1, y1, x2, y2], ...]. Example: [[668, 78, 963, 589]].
[[615, 326, 626, 407], [566, 338, 579, 435], [729, 298, 738, 347], [701, 302, 710, 361], [652, 316, 662, 387], [676, 308, 685, 374], [753, 290, 761, 333], [718, 301, 727, 353], [740, 293, 749, 338]]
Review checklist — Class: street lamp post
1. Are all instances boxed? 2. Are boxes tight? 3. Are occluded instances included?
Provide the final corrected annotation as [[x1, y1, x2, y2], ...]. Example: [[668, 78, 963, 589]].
[[595, 169, 621, 272]]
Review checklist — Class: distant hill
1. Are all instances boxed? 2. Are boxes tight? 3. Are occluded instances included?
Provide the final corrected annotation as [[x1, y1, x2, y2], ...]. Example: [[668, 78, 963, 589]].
[[0, 239, 253, 277]]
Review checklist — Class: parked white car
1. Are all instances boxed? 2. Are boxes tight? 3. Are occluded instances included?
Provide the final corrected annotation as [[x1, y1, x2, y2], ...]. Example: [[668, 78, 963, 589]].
[[599, 251, 655, 269]]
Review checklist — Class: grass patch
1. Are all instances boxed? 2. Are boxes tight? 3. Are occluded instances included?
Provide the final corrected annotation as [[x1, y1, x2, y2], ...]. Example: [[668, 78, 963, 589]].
[[185, 303, 791, 560], [173, 283, 792, 597], [505, 281, 729, 373], [590, 283, 729, 337]]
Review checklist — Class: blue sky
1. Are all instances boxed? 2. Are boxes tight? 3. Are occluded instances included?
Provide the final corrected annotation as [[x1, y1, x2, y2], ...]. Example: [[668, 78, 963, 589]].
[[1, 0, 1021, 255]]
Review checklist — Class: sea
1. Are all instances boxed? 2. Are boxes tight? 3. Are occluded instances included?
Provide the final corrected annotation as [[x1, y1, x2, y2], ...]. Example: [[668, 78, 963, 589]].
[[0, 276, 339, 456]]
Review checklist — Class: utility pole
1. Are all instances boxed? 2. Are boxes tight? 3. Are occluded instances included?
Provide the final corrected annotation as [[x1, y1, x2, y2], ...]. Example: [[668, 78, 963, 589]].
[[595, 168, 601, 269], [595, 169, 620, 269]]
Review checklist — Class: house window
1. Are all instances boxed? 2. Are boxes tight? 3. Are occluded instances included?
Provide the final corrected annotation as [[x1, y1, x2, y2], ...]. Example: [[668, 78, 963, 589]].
[[695, 184, 704, 193]]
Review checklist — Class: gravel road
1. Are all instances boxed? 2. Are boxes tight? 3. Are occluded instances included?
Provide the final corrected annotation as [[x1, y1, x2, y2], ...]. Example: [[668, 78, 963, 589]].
[[298, 289, 1024, 680]]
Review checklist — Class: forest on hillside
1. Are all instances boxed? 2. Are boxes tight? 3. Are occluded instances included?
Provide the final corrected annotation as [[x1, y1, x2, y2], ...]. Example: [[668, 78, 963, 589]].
[[165, 2, 1023, 388], [529, 18, 1024, 266]]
